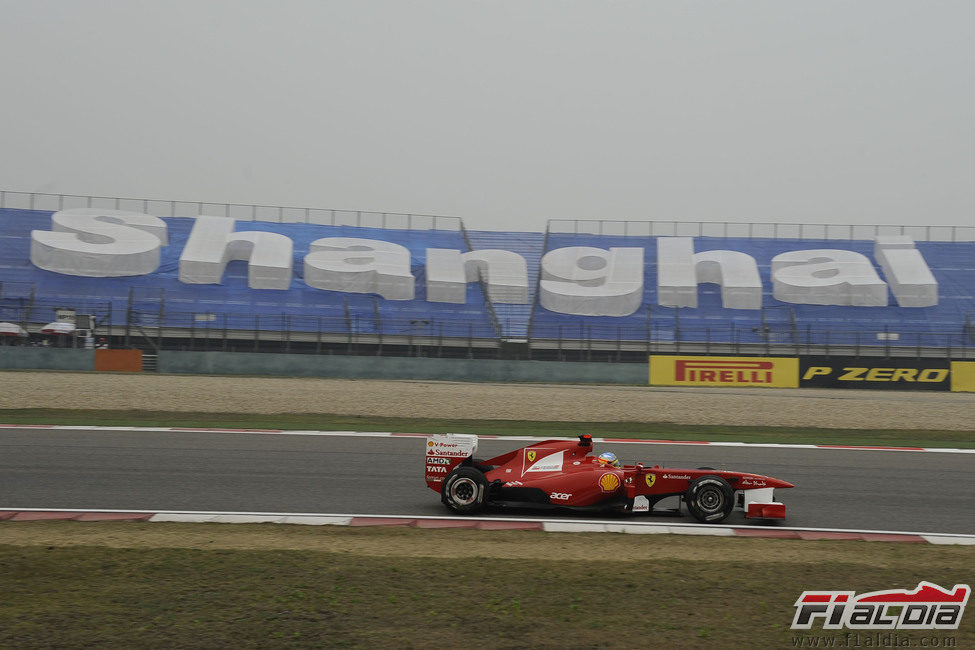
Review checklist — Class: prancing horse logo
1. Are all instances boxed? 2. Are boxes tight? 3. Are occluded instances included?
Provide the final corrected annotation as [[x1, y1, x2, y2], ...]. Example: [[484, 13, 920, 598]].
[[527, 450, 537, 463], [646, 474, 656, 488]]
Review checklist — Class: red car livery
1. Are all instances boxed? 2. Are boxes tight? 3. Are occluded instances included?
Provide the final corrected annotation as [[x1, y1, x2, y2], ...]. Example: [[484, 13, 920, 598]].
[[425, 433, 793, 523]]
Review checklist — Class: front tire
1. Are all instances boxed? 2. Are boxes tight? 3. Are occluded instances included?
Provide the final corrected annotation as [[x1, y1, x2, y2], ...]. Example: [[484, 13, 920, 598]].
[[441, 467, 488, 515], [685, 475, 734, 523]]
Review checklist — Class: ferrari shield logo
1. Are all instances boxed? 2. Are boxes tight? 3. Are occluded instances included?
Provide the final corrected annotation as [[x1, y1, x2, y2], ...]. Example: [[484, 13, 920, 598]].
[[646, 473, 656, 488], [527, 450, 536, 463]]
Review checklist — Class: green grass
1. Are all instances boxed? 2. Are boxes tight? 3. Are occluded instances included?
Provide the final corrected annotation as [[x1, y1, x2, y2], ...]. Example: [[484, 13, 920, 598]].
[[1, 408, 973, 448], [1, 524, 972, 648]]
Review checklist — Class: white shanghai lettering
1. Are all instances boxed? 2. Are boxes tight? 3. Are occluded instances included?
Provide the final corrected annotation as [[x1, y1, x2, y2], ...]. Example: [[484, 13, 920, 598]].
[[29, 211, 940, 317]]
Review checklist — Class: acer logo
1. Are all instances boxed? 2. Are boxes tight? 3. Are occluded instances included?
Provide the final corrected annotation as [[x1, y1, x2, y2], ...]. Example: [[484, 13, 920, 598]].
[[549, 492, 572, 501]]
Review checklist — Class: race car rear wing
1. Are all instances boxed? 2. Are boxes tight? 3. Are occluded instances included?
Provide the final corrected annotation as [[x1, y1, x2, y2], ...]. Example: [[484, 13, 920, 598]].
[[425, 434, 478, 490]]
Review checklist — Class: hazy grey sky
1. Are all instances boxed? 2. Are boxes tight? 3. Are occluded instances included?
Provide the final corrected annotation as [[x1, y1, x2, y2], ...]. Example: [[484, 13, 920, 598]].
[[2, 1, 973, 232]]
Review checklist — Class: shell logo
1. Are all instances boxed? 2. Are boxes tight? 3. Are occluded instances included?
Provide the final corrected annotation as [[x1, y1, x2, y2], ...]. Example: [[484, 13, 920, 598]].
[[427, 441, 434, 447], [598, 472, 621, 493]]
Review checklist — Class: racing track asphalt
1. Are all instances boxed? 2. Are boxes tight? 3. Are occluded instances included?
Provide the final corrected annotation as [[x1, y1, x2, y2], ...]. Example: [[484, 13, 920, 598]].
[[1, 427, 973, 535]]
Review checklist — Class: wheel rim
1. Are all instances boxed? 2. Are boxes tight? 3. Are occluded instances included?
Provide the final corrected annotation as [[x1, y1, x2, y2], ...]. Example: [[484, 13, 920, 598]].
[[697, 486, 723, 513], [450, 477, 478, 506]]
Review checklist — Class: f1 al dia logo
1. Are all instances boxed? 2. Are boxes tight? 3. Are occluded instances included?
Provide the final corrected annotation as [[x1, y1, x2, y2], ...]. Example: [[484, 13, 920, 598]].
[[791, 582, 970, 630]]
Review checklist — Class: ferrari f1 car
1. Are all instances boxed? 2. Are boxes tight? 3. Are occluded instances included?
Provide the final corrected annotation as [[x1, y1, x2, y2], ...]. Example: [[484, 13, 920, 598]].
[[425, 434, 793, 523]]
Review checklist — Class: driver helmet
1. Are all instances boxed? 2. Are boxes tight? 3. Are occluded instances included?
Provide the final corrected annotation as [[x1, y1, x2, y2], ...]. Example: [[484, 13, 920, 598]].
[[597, 451, 621, 468]]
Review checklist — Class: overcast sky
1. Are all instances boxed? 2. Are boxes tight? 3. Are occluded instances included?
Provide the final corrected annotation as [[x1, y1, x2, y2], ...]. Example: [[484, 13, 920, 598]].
[[1, 1, 973, 232]]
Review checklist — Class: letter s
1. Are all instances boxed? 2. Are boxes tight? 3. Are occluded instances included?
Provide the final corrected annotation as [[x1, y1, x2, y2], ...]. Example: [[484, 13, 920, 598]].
[[31, 208, 168, 277]]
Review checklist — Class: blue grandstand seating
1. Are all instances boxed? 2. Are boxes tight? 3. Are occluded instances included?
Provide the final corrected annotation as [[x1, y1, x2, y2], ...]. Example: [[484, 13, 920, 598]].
[[2, 207, 974, 349], [533, 233, 975, 349], [466, 229, 546, 339], [0, 209, 496, 338]]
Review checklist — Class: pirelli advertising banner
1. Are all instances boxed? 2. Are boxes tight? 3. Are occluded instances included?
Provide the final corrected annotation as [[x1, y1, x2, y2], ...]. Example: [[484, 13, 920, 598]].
[[950, 361, 975, 392], [799, 357, 950, 390], [649, 355, 799, 388]]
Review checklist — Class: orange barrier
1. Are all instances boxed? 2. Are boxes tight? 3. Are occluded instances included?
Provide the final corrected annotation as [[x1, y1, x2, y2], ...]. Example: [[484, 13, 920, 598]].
[[94, 349, 143, 372]]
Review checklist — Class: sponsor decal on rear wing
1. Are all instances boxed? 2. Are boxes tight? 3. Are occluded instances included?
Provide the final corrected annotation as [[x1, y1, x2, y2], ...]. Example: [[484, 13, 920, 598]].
[[426, 434, 478, 458], [425, 434, 478, 485]]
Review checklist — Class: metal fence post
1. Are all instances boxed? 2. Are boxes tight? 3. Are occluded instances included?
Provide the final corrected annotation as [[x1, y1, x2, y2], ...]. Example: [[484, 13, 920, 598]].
[[157, 290, 165, 351], [124, 287, 133, 348], [284, 313, 291, 352]]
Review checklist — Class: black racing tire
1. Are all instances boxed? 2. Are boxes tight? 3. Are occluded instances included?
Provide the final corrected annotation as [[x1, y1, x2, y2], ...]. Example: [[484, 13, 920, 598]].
[[471, 458, 495, 473], [441, 467, 489, 515], [685, 475, 734, 524], [697, 466, 716, 470]]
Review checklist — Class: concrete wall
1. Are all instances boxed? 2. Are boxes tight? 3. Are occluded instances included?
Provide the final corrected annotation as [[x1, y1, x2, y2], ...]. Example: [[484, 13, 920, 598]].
[[0, 346, 647, 384], [157, 350, 647, 384], [0, 347, 93, 371]]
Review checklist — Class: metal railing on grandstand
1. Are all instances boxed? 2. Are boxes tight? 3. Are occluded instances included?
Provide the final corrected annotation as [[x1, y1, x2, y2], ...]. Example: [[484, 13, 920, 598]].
[[2, 298, 972, 363], [547, 218, 975, 243], [0, 190, 462, 231]]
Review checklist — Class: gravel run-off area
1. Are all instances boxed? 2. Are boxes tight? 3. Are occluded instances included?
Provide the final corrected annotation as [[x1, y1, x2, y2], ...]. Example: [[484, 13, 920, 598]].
[[3, 371, 975, 430]]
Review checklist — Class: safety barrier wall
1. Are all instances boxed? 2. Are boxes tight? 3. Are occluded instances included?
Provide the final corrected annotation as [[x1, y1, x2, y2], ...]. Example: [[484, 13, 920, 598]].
[[2, 348, 974, 391], [0, 347, 93, 370], [155, 351, 648, 384]]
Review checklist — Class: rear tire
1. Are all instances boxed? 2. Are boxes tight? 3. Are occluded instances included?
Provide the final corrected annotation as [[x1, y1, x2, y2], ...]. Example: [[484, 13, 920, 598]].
[[441, 467, 488, 515], [685, 475, 734, 523]]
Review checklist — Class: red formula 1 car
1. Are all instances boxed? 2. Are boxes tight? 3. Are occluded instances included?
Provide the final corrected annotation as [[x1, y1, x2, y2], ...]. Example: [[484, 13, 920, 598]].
[[425, 434, 793, 523]]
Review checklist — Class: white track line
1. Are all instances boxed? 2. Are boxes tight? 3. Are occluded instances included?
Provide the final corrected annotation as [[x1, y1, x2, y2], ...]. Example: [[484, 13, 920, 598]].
[[2, 424, 973, 453]]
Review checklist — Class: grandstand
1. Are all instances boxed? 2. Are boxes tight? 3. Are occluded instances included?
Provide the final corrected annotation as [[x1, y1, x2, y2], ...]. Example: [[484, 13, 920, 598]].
[[2, 190, 975, 362]]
